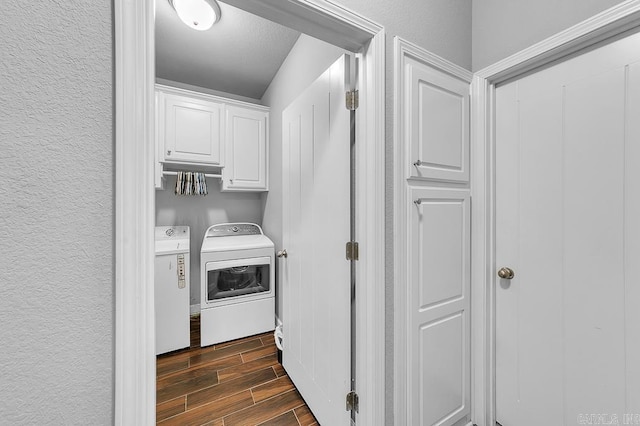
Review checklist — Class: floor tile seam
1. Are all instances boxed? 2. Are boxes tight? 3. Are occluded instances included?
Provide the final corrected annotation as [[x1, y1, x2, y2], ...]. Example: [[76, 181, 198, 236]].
[[180, 389, 255, 421], [220, 389, 301, 426], [187, 379, 270, 411], [254, 409, 297, 426], [216, 357, 279, 382], [292, 407, 303, 426], [156, 366, 224, 390], [155, 396, 187, 424], [248, 374, 288, 393]]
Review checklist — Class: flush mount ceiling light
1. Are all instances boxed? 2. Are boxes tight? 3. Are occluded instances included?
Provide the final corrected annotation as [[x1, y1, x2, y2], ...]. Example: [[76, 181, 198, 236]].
[[170, 0, 221, 31]]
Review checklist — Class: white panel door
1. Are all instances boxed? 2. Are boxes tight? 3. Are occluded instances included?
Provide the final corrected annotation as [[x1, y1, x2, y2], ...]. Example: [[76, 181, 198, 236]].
[[409, 187, 470, 426], [161, 91, 224, 165], [281, 54, 351, 426], [222, 105, 268, 191], [495, 31, 640, 426]]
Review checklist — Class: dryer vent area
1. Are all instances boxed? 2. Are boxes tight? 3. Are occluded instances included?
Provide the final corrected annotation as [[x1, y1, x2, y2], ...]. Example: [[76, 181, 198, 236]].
[[155, 316, 318, 426]]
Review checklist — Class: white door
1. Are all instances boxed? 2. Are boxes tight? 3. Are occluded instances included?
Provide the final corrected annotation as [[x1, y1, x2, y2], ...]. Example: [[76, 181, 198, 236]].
[[495, 31, 640, 425], [281, 54, 352, 425]]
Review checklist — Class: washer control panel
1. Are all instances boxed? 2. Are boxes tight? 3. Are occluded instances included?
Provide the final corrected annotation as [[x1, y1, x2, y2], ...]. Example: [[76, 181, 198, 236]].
[[155, 225, 190, 241], [206, 223, 263, 237]]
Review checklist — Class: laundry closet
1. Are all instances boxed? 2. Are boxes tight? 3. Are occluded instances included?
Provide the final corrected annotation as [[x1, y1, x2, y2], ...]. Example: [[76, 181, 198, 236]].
[[153, 0, 350, 423], [153, 0, 343, 331]]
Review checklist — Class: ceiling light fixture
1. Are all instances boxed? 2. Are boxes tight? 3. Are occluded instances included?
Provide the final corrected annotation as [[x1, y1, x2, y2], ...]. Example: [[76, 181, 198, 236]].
[[169, 0, 221, 31]]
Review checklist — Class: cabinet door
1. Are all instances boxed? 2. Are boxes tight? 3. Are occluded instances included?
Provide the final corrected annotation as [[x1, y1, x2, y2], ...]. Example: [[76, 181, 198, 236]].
[[405, 57, 469, 183], [161, 92, 224, 166], [222, 105, 268, 191], [407, 186, 470, 425]]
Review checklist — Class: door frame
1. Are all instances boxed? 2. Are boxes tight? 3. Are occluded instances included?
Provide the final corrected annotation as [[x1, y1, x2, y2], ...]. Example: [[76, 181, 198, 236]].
[[114, 0, 386, 424], [470, 1, 640, 425], [393, 37, 474, 426]]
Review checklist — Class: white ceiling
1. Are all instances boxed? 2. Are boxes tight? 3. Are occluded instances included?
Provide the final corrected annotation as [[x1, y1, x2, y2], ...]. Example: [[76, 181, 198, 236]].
[[156, 0, 301, 100]]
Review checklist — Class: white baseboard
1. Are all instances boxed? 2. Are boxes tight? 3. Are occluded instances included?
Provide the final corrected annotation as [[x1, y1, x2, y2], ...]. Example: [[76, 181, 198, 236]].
[[190, 304, 200, 316]]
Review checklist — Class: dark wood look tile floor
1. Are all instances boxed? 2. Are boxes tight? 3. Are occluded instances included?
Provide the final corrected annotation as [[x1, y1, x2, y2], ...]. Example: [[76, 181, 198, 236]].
[[156, 316, 318, 426]]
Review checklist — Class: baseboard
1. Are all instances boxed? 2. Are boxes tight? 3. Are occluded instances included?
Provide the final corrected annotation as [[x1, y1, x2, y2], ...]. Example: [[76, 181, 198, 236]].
[[190, 304, 200, 316]]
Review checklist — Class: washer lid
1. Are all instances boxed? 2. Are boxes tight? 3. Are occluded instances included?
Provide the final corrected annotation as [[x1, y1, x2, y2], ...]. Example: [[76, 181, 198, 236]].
[[201, 234, 274, 253]]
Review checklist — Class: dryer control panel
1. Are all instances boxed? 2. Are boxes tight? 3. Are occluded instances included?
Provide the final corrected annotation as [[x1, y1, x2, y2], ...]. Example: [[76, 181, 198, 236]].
[[205, 223, 263, 237]]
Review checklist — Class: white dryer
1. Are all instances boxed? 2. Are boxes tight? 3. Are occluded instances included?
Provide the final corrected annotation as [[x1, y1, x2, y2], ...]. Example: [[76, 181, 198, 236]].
[[200, 223, 275, 347]]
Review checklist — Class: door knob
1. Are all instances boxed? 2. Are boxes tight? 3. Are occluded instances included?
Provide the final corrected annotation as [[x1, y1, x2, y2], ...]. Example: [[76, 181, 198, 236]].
[[277, 249, 288, 258], [497, 267, 515, 279]]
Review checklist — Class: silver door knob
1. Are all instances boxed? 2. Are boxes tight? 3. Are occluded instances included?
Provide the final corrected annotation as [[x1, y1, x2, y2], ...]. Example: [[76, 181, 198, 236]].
[[277, 249, 288, 258], [497, 267, 515, 279]]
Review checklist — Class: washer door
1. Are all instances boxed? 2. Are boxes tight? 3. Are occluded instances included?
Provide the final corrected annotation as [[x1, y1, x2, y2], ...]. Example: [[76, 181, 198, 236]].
[[204, 256, 272, 307]]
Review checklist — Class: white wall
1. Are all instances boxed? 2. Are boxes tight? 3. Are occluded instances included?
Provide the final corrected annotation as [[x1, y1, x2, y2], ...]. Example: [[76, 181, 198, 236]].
[[156, 178, 263, 305], [0, 1, 113, 424], [472, 0, 626, 70], [260, 34, 347, 317]]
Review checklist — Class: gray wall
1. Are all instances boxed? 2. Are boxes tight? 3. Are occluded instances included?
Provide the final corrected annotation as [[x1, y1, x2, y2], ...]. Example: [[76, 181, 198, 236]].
[[156, 178, 263, 305], [472, 0, 626, 70], [0, 1, 114, 424], [260, 34, 347, 318]]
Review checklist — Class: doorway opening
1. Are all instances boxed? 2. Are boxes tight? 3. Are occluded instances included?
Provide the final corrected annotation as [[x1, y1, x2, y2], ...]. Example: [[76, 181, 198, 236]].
[[114, 0, 385, 424], [154, 4, 353, 421]]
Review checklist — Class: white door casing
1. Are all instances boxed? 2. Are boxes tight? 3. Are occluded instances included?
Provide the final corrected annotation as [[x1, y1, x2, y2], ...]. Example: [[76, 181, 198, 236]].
[[115, 0, 386, 423], [281, 54, 352, 426], [472, 2, 640, 425], [394, 37, 473, 426], [495, 31, 640, 426]]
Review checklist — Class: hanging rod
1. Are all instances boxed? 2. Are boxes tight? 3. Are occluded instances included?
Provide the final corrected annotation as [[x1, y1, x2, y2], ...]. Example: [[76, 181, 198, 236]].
[[162, 171, 222, 179]]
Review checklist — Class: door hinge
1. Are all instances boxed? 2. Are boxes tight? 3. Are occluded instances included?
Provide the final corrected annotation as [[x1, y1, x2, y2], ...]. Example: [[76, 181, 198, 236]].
[[346, 391, 359, 412], [346, 241, 359, 261], [346, 90, 359, 110]]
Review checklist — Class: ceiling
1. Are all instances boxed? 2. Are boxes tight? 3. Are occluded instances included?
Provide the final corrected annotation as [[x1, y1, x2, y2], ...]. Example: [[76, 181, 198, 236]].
[[156, 0, 301, 100]]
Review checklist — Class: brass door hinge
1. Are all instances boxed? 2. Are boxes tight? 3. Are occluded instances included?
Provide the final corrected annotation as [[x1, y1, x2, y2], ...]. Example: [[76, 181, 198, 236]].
[[346, 90, 359, 110], [346, 241, 359, 261], [346, 391, 359, 412]]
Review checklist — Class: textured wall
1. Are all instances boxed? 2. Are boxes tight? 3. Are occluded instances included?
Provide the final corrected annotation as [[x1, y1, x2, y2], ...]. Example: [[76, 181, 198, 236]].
[[472, 0, 625, 70], [0, 1, 114, 424], [260, 34, 347, 318], [156, 179, 263, 305]]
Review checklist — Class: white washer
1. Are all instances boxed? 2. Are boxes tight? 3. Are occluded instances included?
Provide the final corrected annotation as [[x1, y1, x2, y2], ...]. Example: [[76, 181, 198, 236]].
[[155, 226, 190, 355], [200, 223, 275, 347]]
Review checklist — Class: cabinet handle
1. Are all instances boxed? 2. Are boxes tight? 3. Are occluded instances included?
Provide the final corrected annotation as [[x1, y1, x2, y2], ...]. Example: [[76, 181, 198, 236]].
[[277, 249, 288, 258], [413, 159, 422, 167], [167, 150, 171, 156]]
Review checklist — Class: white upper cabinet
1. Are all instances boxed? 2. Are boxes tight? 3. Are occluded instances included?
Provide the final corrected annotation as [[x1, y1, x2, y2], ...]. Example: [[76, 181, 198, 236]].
[[222, 106, 268, 192], [405, 57, 470, 183], [157, 86, 225, 166], [155, 84, 269, 192]]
